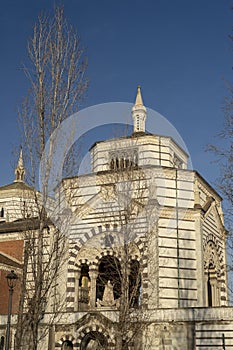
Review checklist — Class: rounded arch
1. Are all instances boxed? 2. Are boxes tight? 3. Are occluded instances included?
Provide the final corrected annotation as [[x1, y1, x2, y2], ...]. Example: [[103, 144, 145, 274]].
[[94, 248, 121, 266], [76, 325, 115, 349], [68, 226, 147, 271], [66, 229, 149, 310], [59, 335, 75, 346], [96, 254, 122, 302], [75, 258, 91, 269], [203, 234, 223, 265], [80, 331, 107, 350], [62, 340, 73, 350], [68, 225, 121, 269], [129, 254, 140, 262]]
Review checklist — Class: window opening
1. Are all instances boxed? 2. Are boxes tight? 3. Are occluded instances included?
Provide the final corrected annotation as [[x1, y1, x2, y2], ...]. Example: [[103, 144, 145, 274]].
[[96, 256, 121, 303], [207, 269, 212, 307], [62, 340, 73, 350], [0, 336, 4, 350], [109, 150, 138, 171], [79, 264, 90, 310], [80, 331, 107, 350], [207, 263, 218, 307]]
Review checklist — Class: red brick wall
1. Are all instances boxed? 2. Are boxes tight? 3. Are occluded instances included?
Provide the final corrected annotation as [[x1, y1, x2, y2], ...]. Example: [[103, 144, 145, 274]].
[[0, 240, 23, 314], [0, 269, 21, 314], [0, 240, 24, 262]]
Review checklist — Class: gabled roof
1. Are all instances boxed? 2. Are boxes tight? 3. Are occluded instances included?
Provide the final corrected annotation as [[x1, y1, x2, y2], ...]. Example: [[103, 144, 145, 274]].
[[0, 217, 41, 233], [0, 181, 34, 192], [0, 252, 22, 269], [195, 171, 222, 201], [75, 311, 114, 329]]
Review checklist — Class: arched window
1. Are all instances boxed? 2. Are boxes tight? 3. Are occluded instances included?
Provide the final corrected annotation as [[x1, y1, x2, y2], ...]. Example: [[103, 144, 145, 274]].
[[207, 264, 213, 307], [78, 264, 90, 310], [80, 331, 107, 350], [109, 150, 138, 171], [96, 255, 121, 303], [204, 240, 221, 307], [62, 340, 73, 350], [206, 262, 219, 307], [0, 336, 4, 350], [110, 158, 115, 170]]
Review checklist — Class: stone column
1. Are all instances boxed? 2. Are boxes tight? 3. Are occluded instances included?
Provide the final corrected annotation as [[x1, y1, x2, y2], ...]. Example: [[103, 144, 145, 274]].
[[210, 279, 217, 306], [194, 202, 205, 306], [89, 270, 98, 308], [204, 274, 208, 306], [216, 282, 219, 306], [48, 325, 55, 350]]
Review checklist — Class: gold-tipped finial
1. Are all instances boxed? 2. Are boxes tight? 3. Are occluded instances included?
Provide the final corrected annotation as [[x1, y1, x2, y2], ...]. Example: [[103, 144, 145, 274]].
[[135, 85, 143, 106]]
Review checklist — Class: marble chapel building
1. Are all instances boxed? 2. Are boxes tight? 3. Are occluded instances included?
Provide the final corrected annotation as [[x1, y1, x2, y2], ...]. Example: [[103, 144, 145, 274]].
[[0, 87, 233, 349]]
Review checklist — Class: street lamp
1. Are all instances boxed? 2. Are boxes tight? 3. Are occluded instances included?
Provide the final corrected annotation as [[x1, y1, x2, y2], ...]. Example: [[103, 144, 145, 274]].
[[5, 270, 18, 350]]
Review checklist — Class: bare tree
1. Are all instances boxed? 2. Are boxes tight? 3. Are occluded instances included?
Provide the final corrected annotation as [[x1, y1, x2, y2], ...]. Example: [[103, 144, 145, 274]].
[[100, 169, 146, 350], [15, 6, 88, 350], [207, 84, 233, 225], [105, 169, 157, 350], [207, 32, 233, 298], [66, 138, 158, 349]]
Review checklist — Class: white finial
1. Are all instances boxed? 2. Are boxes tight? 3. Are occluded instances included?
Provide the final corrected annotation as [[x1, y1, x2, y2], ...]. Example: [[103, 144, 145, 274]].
[[14, 148, 25, 182], [132, 85, 147, 134]]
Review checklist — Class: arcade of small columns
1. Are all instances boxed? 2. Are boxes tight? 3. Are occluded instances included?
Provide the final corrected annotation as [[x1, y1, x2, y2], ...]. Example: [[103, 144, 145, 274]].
[[67, 238, 223, 311], [70, 251, 142, 311]]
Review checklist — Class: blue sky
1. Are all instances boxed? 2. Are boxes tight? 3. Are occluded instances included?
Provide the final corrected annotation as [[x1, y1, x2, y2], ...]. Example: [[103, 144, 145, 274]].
[[0, 0, 232, 189]]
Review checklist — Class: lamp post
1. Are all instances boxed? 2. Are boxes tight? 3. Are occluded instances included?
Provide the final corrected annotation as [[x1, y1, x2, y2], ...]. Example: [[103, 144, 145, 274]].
[[5, 270, 18, 350]]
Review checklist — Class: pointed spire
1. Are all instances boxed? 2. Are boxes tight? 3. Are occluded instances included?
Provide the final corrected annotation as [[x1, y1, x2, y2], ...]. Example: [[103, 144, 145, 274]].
[[18, 148, 23, 168], [132, 85, 147, 134], [14, 147, 25, 182], [135, 85, 143, 106]]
